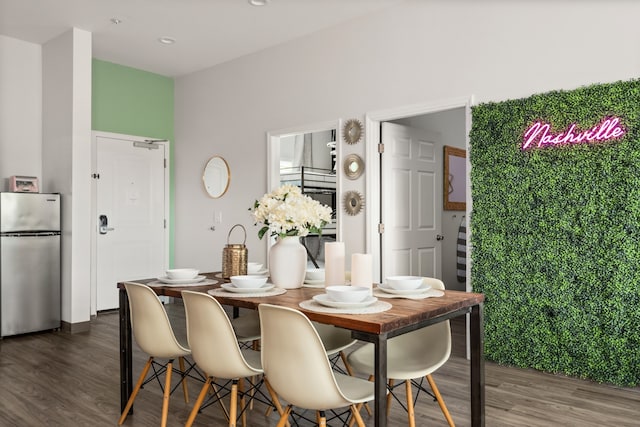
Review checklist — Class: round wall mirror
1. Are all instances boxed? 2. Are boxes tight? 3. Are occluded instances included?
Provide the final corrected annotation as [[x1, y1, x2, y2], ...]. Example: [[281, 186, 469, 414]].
[[203, 156, 230, 198], [343, 154, 364, 180], [343, 191, 364, 216], [343, 119, 363, 144]]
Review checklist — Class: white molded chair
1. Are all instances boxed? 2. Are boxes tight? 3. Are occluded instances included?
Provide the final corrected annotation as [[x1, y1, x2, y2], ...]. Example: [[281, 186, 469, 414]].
[[231, 310, 261, 344], [118, 282, 193, 427], [259, 303, 375, 427], [313, 322, 357, 374], [347, 277, 455, 427], [181, 291, 283, 427]]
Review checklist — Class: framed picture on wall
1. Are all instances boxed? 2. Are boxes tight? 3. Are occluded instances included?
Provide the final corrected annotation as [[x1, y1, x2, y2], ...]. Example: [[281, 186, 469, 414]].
[[444, 146, 466, 210]]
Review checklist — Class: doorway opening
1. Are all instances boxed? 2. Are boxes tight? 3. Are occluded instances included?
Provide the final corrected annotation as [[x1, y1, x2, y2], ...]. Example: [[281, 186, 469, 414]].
[[365, 97, 472, 292]]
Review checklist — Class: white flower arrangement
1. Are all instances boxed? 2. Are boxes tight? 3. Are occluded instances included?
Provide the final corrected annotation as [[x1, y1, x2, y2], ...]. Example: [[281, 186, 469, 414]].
[[251, 184, 333, 239]]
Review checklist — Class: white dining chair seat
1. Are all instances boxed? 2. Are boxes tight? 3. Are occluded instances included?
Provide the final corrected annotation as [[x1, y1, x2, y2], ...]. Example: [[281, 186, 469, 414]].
[[333, 372, 378, 402], [346, 277, 455, 427], [313, 322, 357, 356], [259, 303, 375, 427], [181, 291, 284, 427], [347, 331, 449, 380], [119, 282, 194, 427], [230, 310, 261, 342]]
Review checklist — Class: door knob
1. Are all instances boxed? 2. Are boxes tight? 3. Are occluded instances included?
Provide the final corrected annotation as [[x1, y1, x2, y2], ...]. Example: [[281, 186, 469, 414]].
[[436, 234, 444, 241], [99, 214, 115, 235]]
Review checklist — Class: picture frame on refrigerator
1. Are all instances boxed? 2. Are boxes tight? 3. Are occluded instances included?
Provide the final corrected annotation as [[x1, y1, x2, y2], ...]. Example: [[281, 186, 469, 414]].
[[9, 176, 39, 193]]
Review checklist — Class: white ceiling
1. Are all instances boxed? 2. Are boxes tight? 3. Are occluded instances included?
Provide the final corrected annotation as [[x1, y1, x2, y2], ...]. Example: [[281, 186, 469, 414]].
[[0, 0, 401, 77]]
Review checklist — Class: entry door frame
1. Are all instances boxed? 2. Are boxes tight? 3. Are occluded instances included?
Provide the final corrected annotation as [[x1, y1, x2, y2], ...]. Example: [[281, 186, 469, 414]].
[[364, 96, 474, 292], [90, 131, 170, 316]]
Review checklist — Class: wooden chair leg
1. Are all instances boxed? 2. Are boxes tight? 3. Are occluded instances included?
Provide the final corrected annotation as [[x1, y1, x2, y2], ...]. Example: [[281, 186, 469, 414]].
[[178, 356, 189, 403], [238, 378, 247, 427], [387, 378, 394, 417], [276, 405, 293, 427], [350, 404, 366, 427], [264, 378, 290, 427], [229, 380, 238, 427], [118, 357, 153, 425], [160, 360, 173, 427], [318, 410, 327, 427], [405, 380, 416, 427], [348, 404, 358, 427], [339, 352, 372, 417], [340, 351, 355, 376], [426, 374, 455, 427], [185, 377, 212, 427], [248, 375, 255, 410], [210, 377, 230, 420]]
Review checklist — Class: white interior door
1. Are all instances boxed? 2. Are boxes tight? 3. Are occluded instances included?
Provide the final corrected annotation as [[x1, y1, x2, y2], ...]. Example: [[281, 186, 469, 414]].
[[381, 122, 442, 279], [95, 134, 168, 311]]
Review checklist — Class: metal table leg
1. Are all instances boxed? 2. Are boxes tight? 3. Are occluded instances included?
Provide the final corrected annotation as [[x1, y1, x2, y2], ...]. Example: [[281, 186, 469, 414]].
[[119, 288, 133, 414], [470, 303, 485, 427], [373, 333, 388, 427]]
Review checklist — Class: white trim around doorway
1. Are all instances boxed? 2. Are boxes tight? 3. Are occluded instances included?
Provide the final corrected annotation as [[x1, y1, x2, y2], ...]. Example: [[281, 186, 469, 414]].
[[364, 96, 475, 357]]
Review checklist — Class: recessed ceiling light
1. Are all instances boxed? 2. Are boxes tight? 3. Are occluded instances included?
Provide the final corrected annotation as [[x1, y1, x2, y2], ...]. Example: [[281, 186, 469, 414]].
[[249, 0, 269, 6], [158, 37, 176, 45], [110, 18, 122, 24]]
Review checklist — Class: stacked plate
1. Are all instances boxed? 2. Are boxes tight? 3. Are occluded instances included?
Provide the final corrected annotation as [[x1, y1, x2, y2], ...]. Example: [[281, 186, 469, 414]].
[[158, 276, 206, 284], [221, 283, 275, 293], [247, 262, 269, 276], [157, 268, 205, 284], [304, 268, 325, 288], [221, 275, 274, 293], [377, 276, 431, 295], [313, 285, 377, 309]]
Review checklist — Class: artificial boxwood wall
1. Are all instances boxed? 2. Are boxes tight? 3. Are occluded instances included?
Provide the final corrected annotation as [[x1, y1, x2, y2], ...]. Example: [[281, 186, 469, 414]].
[[469, 79, 640, 386]]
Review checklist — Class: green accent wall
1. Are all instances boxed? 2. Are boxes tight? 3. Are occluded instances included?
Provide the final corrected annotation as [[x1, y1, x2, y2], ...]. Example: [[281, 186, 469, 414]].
[[92, 59, 175, 266]]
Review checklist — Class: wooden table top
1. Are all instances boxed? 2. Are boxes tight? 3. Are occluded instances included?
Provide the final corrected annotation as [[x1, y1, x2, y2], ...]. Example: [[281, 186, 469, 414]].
[[119, 272, 484, 336]]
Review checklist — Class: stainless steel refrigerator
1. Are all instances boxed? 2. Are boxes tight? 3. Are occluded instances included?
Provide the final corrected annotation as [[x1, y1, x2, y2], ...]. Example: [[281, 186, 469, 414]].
[[0, 192, 61, 337]]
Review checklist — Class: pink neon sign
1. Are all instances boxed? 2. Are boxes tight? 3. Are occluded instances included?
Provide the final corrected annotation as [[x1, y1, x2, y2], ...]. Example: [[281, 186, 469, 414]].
[[522, 116, 626, 150]]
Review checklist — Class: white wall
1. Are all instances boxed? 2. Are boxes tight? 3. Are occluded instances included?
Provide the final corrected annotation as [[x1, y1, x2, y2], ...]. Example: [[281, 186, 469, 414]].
[[42, 28, 92, 326], [174, 0, 640, 272], [0, 35, 42, 187], [1, 30, 92, 327]]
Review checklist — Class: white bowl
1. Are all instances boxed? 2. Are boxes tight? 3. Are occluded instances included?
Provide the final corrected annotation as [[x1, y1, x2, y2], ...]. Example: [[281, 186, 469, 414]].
[[325, 285, 370, 303], [166, 268, 199, 280], [247, 262, 264, 274], [385, 276, 423, 291], [230, 275, 268, 289], [305, 268, 325, 281]]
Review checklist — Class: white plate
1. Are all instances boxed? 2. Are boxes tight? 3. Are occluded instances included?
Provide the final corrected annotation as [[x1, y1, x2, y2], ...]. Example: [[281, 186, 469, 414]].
[[377, 281, 431, 295], [304, 279, 325, 286], [251, 269, 269, 276], [303, 282, 325, 288], [312, 294, 377, 309], [157, 275, 206, 284], [221, 283, 275, 293]]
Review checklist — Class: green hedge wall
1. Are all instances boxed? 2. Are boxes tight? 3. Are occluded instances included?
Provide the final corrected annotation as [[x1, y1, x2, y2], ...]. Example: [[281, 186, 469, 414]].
[[469, 79, 640, 386]]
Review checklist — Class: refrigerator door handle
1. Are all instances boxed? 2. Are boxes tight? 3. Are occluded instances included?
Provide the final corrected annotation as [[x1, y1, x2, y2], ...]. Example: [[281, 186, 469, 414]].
[[99, 215, 115, 235]]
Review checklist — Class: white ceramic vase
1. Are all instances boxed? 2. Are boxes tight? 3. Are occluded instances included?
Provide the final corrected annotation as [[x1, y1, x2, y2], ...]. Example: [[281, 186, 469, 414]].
[[269, 236, 307, 289]]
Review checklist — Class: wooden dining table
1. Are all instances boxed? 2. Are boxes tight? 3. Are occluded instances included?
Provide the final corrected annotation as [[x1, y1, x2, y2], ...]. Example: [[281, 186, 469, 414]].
[[118, 272, 485, 427]]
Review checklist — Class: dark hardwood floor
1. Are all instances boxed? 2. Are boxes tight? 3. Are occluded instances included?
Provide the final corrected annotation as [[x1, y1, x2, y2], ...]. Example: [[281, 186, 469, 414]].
[[1, 302, 639, 426]]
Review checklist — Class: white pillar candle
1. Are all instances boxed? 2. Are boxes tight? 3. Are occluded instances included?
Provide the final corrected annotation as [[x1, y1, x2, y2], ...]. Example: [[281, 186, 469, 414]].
[[351, 253, 373, 292], [324, 242, 345, 286]]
